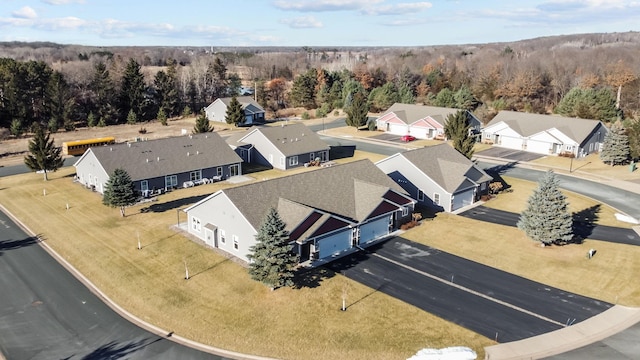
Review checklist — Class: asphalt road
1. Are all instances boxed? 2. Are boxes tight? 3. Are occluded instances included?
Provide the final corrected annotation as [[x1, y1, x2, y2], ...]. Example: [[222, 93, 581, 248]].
[[0, 211, 226, 360], [460, 205, 640, 246], [326, 237, 611, 343]]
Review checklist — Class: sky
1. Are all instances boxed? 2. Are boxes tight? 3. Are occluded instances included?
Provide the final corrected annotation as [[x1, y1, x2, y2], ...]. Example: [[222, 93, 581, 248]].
[[1, 0, 639, 47]]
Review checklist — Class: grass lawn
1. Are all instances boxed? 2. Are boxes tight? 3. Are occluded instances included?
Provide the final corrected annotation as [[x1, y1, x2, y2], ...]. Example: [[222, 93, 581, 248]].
[[532, 153, 640, 182], [0, 168, 492, 360]]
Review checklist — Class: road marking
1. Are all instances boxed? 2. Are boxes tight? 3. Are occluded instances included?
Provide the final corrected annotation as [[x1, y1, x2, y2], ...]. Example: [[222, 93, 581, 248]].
[[372, 252, 566, 327], [0, 219, 10, 229]]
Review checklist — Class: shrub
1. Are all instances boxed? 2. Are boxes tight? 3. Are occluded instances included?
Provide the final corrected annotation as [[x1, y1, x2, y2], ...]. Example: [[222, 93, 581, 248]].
[[138, 127, 147, 134], [301, 112, 310, 120]]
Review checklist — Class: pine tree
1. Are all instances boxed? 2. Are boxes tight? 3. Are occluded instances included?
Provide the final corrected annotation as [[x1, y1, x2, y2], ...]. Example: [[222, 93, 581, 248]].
[[247, 208, 298, 289], [345, 91, 369, 128], [120, 58, 146, 122], [444, 110, 475, 159], [102, 168, 137, 217], [193, 112, 212, 133], [626, 118, 640, 160], [157, 108, 167, 126], [517, 170, 574, 245], [600, 122, 630, 166], [126, 109, 137, 124], [225, 96, 245, 126], [24, 123, 64, 181]]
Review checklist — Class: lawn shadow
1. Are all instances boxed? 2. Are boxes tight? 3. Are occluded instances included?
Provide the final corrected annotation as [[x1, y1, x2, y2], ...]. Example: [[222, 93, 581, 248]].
[[140, 194, 207, 213], [294, 266, 337, 289], [242, 163, 272, 174], [188, 258, 231, 278], [80, 337, 163, 360], [329, 145, 356, 160], [141, 232, 179, 248], [0, 235, 41, 251], [572, 204, 601, 244], [484, 162, 518, 192]]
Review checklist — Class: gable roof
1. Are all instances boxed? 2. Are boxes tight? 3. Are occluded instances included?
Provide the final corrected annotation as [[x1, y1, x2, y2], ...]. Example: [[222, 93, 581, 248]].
[[486, 111, 605, 144], [400, 144, 492, 193], [78, 132, 242, 181], [378, 103, 463, 125], [238, 123, 330, 156], [196, 160, 411, 230], [217, 96, 265, 112]]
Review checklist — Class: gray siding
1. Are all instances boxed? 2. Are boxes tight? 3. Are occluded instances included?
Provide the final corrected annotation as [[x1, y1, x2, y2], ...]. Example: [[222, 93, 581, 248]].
[[242, 131, 286, 170], [579, 123, 607, 157], [186, 192, 256, 263], [205, 100, 228, 123], [74, 151, 110, 194], [134, 163, 242, 192]]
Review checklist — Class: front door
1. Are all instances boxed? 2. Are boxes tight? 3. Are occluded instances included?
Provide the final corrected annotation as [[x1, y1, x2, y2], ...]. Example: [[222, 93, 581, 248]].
[[205, 228, 217, 247]]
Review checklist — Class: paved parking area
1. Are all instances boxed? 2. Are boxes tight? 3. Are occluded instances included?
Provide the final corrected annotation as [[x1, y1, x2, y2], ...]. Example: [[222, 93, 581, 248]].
[[476, 147, 546, 162], [370, 133, 415, 143], [326, 237, 611, 343]]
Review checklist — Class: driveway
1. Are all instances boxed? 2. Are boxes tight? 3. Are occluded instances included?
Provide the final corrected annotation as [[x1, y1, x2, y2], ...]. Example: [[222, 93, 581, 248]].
[[476, 147, 546, 162], [326, 237, 611, 343], [460, 206, 640, 246], [370, 132, 416, 144]]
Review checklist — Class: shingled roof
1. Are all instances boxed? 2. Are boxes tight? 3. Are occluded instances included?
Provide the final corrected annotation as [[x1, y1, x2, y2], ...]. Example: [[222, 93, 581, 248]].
[[80, 132, 242, 181], [217, 96, 264, 112], [238, 123, 329, 156], [379, 103, 462, 125], [206, 159, 411, 229], [400, 144, 492, 193], [487, 111, 604, 144]]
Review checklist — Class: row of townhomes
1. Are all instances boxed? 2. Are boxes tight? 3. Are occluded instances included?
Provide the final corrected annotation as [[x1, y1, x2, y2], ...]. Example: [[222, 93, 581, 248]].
[[74, 100, 611, 265]]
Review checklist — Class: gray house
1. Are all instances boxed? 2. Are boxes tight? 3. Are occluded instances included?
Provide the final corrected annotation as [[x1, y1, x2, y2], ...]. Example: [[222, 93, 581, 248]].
[[482, 111, 609, 157], [183, 160, 415, 264], [204, 96, 265, 126], [227, 123, 330, 170], [376, 144, 492, 213], [376, 103, 482, 139], [74, 132, 243, 195]]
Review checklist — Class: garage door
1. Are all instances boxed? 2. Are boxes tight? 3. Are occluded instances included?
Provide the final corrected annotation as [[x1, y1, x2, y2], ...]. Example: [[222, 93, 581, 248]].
[[526, 140, 551, 155], [452, 189, 474, 211], [359, 215, 391, 244], [409, 126, 429, 139], [498, 136, 523, 150], [387, 123, 408, 136], [317, 229, 352, 259]]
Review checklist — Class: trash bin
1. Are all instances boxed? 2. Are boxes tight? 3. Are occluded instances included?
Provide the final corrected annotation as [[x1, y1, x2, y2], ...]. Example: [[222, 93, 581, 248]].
[[630, 162, 636, 172]]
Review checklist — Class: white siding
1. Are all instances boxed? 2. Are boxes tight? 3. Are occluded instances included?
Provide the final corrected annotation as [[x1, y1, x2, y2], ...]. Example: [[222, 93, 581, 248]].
[[74, 150, 110, 194]]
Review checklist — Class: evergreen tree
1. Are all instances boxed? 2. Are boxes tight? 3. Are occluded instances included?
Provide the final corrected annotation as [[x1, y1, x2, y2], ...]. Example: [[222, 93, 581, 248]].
[[433, 88, 457, 108], [225, 96, 245, 126], [157, 108, 168, 126], [90, 62, 117, 125], [555, 87, 619, 122], [289, 69, 317, 109], [517, 170, 574, 245], [444, 110, 475, 159], [120, 58, 146, 122], [368, 82, 399, 112], [10, 118, 23, 137], [600, 122, 630, 166], [626, 118, 640, 160], [102, 168, 137, 217], [126, 109, 137, 124], [24, 123, 64, 181], [247, 208, 298, 289], [87, 112, 96, 127], [345, 91, 369, 128], [193, 112, 212, 133]]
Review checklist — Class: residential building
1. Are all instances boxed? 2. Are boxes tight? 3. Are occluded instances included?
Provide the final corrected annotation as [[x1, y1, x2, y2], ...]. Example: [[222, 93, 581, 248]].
[[204, 96, 265, 126]]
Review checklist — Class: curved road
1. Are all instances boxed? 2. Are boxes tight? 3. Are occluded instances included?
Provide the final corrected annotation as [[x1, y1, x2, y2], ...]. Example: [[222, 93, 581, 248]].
[[0, 210, 227, 359]]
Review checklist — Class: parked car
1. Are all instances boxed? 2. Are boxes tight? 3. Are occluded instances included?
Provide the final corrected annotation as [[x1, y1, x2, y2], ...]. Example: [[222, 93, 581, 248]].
[[401, 135, 416, 142]]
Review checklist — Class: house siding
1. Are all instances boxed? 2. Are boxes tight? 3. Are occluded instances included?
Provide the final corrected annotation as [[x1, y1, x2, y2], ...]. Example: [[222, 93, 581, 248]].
[[74, 151, 110, 194], [185, 192, 256, 263], [134, 163, 242, 192], [241, 131, 286, 169], [205, 99, 228, 123]]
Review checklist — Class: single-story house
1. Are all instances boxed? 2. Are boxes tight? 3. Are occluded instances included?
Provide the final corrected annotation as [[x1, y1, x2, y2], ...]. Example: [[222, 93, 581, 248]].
[[376, 103, 482, 139], [183, 160, 415, 264], [226, 123, 330, 170], [204, 96, 265, 126], [74, 132, 243, 195], [376, 144, 493, 213], [481, 111, 609, 157]]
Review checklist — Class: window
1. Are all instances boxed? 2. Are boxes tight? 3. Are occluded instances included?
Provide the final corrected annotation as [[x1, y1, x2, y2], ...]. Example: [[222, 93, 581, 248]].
[[589, 143, 593, 152], [402, 206, 409, 216], [141, 180, 149, 192], [216, 167, 223, 177], [219, 230, 226, 244], [229, 164, 239, 177], [417, 189, 424, 201], [433, 193, 440, 205], [320, 151, 328, 161], [191, 216, 201, 232], [289, 155, 299, 166], [309, 152, 315, 161], [233, 235, 239, 250], [280, 156, 285, 166], [566, 145, 574, 151], [165, 175, 177, 188], [190, 170, 202, 181]]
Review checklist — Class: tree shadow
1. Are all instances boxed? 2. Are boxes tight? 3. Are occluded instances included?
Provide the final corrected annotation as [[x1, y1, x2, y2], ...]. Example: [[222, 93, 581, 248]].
[[0, 235, 40, 251], [294, 266, 337, 289], [571, 204, 601, 244], [140, 194, 208, 213], [80, 337, 163, 360], [140, 232, 179, 248], [189, 258, 230, 278], [329, 145, 356, 160], [484, 162, 518, 192]]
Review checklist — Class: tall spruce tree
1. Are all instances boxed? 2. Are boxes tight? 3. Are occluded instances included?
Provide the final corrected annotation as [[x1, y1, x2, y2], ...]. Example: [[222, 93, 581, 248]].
[[444, 110, 475, 159], [193, 112, 212, 133], [247, 208, 298, 290], [517, 170, 574, 245], [102, 168, 137, 217], [24, 123, 64, 181], [225, 96, 245, 126], [600, 122, 630, 166], [345, 91, 369, 128], [120, 58, 146, 122]]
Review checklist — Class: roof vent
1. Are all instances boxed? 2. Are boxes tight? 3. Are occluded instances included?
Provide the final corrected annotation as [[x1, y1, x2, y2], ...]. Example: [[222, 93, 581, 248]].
[[127, 143, 131, 147], [196, 150, 200, 155], [110, 147, 113, 151], [295, 138, 299, 141], [157, 156, 160, 162], [146, 158, 149, 163], [187, 152, 190, 156], [189, 134, 193, 139]]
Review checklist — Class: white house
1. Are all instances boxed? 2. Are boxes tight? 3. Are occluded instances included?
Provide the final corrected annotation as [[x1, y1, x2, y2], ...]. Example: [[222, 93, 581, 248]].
[[482, 111, 609, 157], [204, 96, 265, 126]]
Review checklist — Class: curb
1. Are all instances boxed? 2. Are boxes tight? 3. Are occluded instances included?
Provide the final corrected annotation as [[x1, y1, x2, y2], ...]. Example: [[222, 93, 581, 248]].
[[0, 204, 277, 360]]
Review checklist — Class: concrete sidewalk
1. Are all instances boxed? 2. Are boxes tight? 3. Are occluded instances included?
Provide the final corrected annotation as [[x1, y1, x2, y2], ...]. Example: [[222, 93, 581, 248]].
[[484, 305, 640, 360]]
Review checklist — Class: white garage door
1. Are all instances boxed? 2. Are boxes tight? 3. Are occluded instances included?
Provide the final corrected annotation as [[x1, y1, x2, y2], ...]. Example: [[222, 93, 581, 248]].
[[317, 229, 352, 259], [452, 189, 474, 211], [409, 127, 429, 139], [526, 140, 551, 155], [359, 216, 390, 244], [498, 135, 523, 150], [387, 123, 408, 136]]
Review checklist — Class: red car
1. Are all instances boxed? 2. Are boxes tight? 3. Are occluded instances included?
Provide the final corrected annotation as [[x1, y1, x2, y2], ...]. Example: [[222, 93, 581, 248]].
[[401, 135, 416, 142]]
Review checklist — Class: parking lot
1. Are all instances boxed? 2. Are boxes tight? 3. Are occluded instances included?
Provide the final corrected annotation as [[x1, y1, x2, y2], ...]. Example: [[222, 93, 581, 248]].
[[371, 133, 415, 143], [475, 147, 546, 162]]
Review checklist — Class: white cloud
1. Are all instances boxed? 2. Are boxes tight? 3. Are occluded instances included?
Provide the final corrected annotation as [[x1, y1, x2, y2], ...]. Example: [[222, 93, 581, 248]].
[[42, 0, 85, 5], [12, 6, 38, 19], [279, 16, 323, 29], [274, 0, 382, 12], [364, 2, 432, 15]]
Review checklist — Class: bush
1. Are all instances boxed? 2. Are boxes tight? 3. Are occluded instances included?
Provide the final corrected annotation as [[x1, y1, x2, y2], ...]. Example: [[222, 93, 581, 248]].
[[367, 119, 377, 131], [138, 127, 147, 134], [301, 112, 310, 120], [182, 106, 192, 117], [400, 220, 419, 230]]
